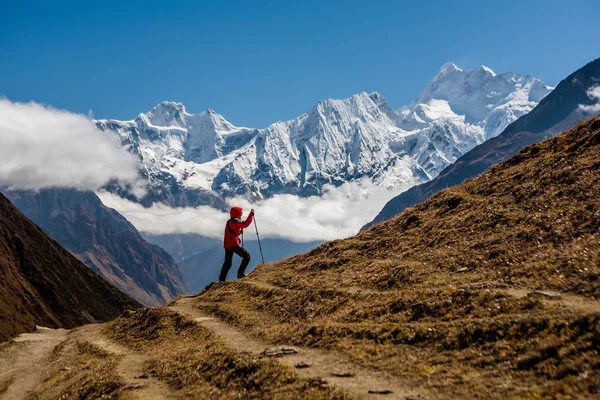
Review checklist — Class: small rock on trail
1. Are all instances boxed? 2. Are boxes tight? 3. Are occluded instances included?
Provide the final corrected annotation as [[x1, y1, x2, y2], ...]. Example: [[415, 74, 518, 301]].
[[261, 346, 299, 357], [368, 389, 394, 395], [532, 290, 561, 299], [331, 372, 355, 378]]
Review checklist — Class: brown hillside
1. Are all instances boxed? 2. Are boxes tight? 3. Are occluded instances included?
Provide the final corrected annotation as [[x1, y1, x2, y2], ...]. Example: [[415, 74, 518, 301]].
[[0, 193, 139, 342], [195, 116, 600, 398]]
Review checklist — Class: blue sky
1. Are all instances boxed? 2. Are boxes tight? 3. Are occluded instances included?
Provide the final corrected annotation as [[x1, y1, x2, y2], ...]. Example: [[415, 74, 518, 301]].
[[1, 0, 598, 128]]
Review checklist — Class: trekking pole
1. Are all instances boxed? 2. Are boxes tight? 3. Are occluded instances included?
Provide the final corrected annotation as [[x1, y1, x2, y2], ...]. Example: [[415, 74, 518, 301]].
[[253, 217, 265, 264]]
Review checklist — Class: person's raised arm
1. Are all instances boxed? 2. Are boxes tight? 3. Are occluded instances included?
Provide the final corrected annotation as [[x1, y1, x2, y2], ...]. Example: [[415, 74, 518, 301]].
[[241, 209, 254, 228]]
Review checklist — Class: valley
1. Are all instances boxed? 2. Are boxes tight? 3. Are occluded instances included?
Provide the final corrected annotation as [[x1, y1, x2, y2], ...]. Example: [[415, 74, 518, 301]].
[[1, 6, 599, 397], [2, 113, 599, 399]]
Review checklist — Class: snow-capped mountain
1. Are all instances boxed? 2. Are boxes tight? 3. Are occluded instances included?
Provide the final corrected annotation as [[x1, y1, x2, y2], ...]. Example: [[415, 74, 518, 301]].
[[96, 103, 253, 207], [365, 57, 600, 230], [404, 63, 551, 137], [95, 63, 552, 205], [212, 92, 419, 197], [396, 63, 552, 178]]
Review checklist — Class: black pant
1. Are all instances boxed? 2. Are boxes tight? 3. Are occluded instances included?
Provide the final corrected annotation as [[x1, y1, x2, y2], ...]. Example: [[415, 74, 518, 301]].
[[219, 246, 250, 281]]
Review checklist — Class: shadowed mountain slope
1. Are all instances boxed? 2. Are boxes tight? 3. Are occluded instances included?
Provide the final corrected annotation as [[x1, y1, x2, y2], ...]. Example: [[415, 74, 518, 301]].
[[365, 57, 600, 229], [0, 193, 139, 342], [196, 116, 600, 398], [5, 189, 189, 306]]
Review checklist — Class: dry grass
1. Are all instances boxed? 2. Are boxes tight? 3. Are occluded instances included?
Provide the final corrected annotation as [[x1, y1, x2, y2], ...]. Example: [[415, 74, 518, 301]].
[[194, 117, 600, 398], [28, 340, 124, 400], [107, 308, 347, 399], [0, 376, 14, 395]]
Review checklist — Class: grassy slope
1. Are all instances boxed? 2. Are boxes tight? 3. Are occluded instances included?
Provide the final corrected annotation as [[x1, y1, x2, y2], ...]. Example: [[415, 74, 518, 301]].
[[195, 116, 600, 398]]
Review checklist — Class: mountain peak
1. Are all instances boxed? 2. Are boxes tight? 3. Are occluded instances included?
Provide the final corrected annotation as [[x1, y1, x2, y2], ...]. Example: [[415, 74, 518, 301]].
[[145, 101, 188, 127], [436, 63, 498, 79], [202, 107, 226, 123], [439, 62, 462, 74], [309, 91, 395, 123], [369, 58, 600, 229], [150, 101, 186, 114], [412, 63, 551, 128], [368, 91, 384, 101], [473, 65, 496, 77]]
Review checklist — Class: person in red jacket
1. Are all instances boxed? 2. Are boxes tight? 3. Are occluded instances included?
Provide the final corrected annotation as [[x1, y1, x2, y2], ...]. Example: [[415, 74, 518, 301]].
[[219, 206, 254, 281]]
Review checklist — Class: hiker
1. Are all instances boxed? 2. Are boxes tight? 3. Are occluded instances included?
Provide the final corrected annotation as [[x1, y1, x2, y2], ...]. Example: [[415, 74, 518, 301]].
[[219, 206, 254, 281]]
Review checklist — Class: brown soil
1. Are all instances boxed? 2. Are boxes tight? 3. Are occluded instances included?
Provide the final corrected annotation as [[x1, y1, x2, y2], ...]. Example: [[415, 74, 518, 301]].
[[0, 326, 68, 399], [193, 116, 600, 398]]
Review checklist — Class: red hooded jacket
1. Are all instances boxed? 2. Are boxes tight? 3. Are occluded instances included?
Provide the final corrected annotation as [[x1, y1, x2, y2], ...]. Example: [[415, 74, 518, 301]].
[[224, 206, 254, 248]]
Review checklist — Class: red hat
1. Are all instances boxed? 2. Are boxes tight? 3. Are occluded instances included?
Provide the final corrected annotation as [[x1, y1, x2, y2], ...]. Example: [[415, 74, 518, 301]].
[[230, 206, 243, 219]]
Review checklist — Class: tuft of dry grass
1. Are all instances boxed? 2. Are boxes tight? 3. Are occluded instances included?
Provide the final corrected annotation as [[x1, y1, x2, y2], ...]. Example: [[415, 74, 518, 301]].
[[107, 308, 347, 399], [194, 116, 600, 398], [29, 340, 124, 400]]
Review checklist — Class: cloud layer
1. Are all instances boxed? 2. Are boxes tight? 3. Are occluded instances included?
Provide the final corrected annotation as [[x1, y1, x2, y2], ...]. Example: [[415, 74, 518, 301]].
[[579, 86, 600, 114], [0, 98, 141, 192], [98, 179, 402, 242], [0, 98, 404, 242]]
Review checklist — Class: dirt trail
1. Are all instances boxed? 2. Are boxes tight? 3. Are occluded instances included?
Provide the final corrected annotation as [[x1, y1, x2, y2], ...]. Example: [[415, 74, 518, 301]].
[[0, 327, 69, 400], [79, 324, 175, 400], [169, 296, 424, 400], [245, 279, 600, 315], [0, 325, 176, 400], [501, 288, 600, 314]]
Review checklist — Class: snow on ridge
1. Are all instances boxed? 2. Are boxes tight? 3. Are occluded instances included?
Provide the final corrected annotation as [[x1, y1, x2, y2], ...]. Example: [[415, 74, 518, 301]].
[[480, 65, 496, 76], [97, 63, 552, 205], [439, 62, 463, 73]]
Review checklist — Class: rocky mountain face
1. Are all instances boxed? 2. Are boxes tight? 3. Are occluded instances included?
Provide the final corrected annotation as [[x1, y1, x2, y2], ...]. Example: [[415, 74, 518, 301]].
[[0, 192, 139, 342], [5, 189, 190, 306], [96, 64, 551, 205], [365, 57, 600, 229]]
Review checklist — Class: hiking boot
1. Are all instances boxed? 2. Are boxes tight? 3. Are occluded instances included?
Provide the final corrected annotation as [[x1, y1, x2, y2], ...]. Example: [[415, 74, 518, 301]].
[[237, 273, 247, 279]]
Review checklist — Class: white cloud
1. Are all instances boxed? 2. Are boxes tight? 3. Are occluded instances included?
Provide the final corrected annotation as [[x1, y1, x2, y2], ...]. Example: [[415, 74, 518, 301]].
[[0, 98, 143, 193], [97, 179, 402, 242], [579, 85, 600, 114], [588, 86, 600, 99]]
